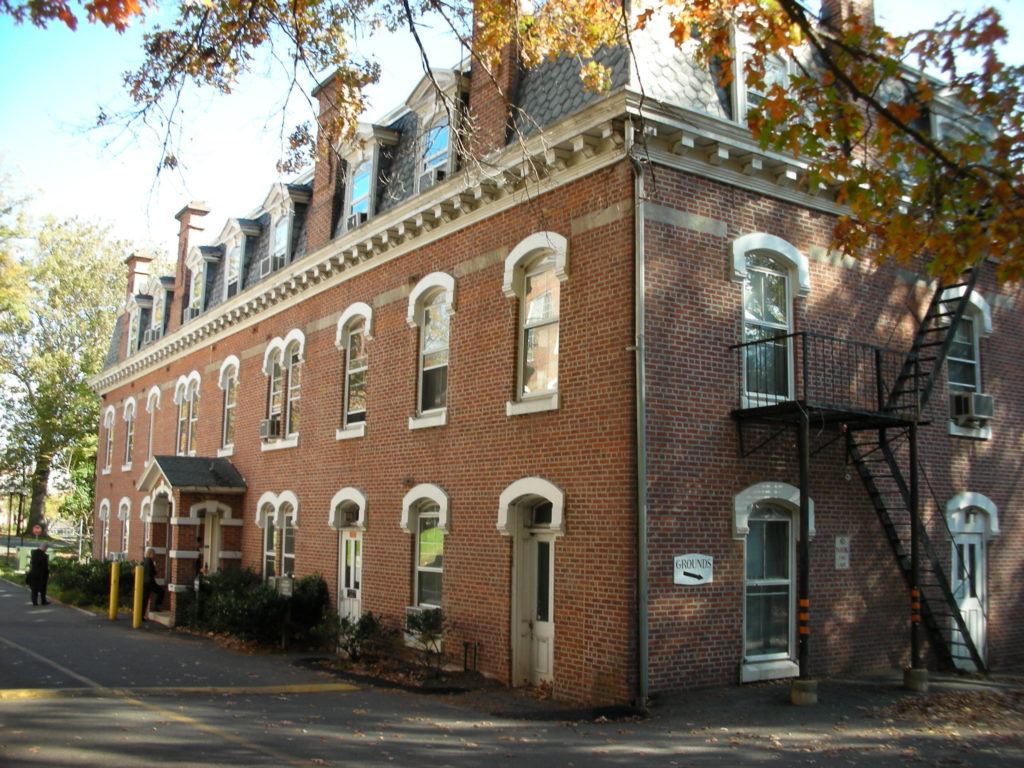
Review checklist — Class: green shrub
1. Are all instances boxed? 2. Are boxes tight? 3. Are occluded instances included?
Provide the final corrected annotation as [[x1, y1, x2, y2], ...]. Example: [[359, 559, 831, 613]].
[[405, 607, 445, 675], [48, 558, 138, 608], [337, 612, 395, 661]]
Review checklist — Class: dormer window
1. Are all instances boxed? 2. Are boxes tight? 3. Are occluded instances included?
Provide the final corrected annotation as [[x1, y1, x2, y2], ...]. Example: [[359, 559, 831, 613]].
[[348, 160, 372, 229], [225, 241, 242, 298], [259, 185, 309, 279], [126, 308, 140, 357], [272, 216, 289, 272], [734, 30, 797, 123], [419, 116, 449, 191], [183, 247, 220, 322]]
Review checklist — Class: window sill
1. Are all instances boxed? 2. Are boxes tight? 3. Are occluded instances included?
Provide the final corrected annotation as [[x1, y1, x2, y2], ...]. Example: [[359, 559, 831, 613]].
[[507, 392, 559, 417], [101, 467, 111, 476], [948, 420, 992, 440], [261, 435, 299, 452], [219, 551, 242, 559], [409, 409, 447, 430], [121, 463, 133, 473], [216, 445, 235, 458], [740, 659, 799, 683], [336, 422, 367, 441]]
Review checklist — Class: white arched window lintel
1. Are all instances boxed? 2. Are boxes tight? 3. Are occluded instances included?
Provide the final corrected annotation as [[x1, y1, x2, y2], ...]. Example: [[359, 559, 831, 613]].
[[733, 481, 815, 540], [406, 273, 455, 328], [940, 287, 993, 336], [117, 497, 132, 522], [329, 487, 368, 530], [98, 498, 111, 521], [401, 483, 449, 533], [145, 385, 161, 413], [945, 492, 1000, 538], [335, 303, 374, 348], [502, 231, 569, 298], [122, 398, 136, 420], [189, 500, 234, 519], [731, 233, 810, 297], [497, 477, 565, 536], [218, 355, 241, 389], [103, 405, 116, 427]]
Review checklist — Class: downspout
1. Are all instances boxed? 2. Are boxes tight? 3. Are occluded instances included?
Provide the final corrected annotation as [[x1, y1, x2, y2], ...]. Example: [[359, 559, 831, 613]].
[[626, 121, 650, 706]]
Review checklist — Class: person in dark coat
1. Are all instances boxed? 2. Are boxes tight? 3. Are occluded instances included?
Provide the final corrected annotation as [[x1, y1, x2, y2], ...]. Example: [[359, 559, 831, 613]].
[[28, 542, 50, 606], [142, 547, 165, 618]]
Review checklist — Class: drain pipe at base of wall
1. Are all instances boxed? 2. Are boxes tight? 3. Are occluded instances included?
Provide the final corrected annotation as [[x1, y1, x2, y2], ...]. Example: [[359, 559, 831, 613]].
[[626, 122, 650, 708]]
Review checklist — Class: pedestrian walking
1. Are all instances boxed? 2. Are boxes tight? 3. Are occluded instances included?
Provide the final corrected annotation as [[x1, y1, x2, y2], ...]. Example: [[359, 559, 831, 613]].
[[28, 542, 50, 606], [142, 547, 165, 618]]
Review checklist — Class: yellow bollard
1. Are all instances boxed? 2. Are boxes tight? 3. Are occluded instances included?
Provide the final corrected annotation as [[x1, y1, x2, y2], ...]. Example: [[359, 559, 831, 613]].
[[108, 561, 120, 621], [132, 565, 145, 629]]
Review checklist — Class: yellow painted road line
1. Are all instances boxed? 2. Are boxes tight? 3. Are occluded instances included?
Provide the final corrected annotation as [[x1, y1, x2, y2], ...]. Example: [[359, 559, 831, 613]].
[[0, 682, 358, 700], [0, 634, 355, 767]]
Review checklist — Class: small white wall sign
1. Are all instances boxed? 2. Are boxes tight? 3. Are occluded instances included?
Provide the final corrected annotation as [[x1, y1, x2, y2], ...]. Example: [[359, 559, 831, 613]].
[[674, 554, 713, 585], [835, 535, 851, 570]]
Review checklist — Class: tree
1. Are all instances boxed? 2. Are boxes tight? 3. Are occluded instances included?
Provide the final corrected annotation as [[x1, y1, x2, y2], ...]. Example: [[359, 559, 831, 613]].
[[2, 0, 1021, 280], [0, 216, 126, 534]]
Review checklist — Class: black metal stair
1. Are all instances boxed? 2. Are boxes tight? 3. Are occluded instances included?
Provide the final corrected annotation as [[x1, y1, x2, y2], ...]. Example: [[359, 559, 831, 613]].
[[847, 271, 987, 673]]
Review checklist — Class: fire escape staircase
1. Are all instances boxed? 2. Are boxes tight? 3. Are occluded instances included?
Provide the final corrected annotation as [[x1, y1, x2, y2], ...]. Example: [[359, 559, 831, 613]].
[[846, 269, 986, 672]]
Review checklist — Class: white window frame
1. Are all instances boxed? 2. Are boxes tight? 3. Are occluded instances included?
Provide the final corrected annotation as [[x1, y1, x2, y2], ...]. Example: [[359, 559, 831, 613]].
[[184, 248, 207, 317], [255, 490, 299, 581], [151, 285, 166, 337], [407, 273, 455, 430], [118, 498, 131, 556], [417, 113, 451, 192], [401, 484, 448, 609], [224, 236, 244, 300], [102, 406, 115, 475], [942, 288, 994, 440], [733, 481, 814, 683], [335, 303, 373, 440], [121, 398, 136, 471], [173, 371, 201, 457], [733, 28, 797, 124], [145, 385, 160, 463], [218, 355, 240, 457], [125, 308, 140, 357], [261, 330, 305, 451], [97, 498, 110, 560], [346, 158, 373, 229], [503, 232, 569, 416]]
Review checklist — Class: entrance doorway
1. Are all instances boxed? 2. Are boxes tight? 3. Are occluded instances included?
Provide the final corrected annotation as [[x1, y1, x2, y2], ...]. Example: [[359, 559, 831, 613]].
[[952, 529, 986, 670], [512, 502, 555, 687], [338, 530, 362, 622]]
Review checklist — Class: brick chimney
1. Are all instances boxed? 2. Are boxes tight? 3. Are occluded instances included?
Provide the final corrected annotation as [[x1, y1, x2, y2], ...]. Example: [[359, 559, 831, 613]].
[[167, 201, 209, 335], [308, 72, 346, 253], [820, 0, 875, 28], [124, 251, 153, 302], [466, 6, 521, 161]]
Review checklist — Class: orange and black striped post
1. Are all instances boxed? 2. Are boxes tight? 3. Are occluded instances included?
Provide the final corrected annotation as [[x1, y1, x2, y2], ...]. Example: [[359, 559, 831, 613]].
[[797, 414, 811, 678]]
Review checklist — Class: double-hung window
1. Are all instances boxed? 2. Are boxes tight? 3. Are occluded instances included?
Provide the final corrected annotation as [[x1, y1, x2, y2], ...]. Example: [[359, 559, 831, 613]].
[[415, 507, 443, 607], [344, 319, 368, 425], [174, 373, 201, 456], [261, 331, 304, 447], [948, 317, 978, 393], [263, 516, 276, 580], [218, 356, 239, 454], [145, 386, 160, 463], [102, 407, 115, 474], [122, 399, 136, 470], [272, 217, 289, 273], [225, 242, 242, 298], [419, 117, 449, 190], [520, 260, 560, 397], [743, 253, 791, 403], [419, 292, 450, 414], [348, 161, 371, 228]]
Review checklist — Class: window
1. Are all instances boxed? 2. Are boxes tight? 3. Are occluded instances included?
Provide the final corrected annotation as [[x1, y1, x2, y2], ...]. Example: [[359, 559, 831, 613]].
[[745, 505, 792, 660], [734, 30, 796, 123], [256, 491, 299, 581], [733, 481, 813, 683], [174, 372, 201, 457], [329, 488, 367, 531], [336, 303, 373, 439], [272, 217, 289, 273], [97, 499, 110, 560], [225, 241, 242, 299], [102, 406, 115, 474], [407, 274, 455, 429], [401, 484, 449, 607], [218, 356, 240, 455], [419, 117, 449, 190], [118, 498, 131, 555], [503, 232, 569, 416], [350, 161, 371, 221], [942, 287, 993, 439], [261, 331, 305, 448], [743, 253, 791, 401], [415, 509, 443, 607], [145, 386, 160, 462], [188, 266, 204, 314], [126, 309, 140, 357], [263, 516, 276, 579], [122, 399, 136, 470]]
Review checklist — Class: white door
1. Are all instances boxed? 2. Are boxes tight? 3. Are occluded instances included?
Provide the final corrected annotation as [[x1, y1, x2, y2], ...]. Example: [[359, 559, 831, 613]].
[[338, 531, 362, 622], [514, 530, 555, 686], [200, 513, 221, 574], [952, 532, 986, 670]]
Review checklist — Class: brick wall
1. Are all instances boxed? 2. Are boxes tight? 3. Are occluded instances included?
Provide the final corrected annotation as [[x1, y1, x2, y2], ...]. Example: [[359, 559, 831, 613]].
[[93, 160, 639, 705], [641, 166, 1023, 692]]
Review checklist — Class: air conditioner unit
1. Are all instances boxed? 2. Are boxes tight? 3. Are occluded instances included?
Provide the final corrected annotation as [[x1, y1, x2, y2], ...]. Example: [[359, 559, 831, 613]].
[[950, 392, 994, 426], [259, 257, 272, 278], [405, 605, 436, 633], [347, 212, 368, 229], [259, 416, 282, 440], [183, 306, 201, 322], [143, 327, 163, 345]]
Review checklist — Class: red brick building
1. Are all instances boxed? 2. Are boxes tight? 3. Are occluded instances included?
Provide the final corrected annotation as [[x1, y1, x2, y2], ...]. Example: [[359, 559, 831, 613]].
[[91, 2, 1022, 704]]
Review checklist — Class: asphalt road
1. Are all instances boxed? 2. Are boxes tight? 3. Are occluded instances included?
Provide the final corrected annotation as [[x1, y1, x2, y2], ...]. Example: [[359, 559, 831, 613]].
[[1, 578, 1022, 767]]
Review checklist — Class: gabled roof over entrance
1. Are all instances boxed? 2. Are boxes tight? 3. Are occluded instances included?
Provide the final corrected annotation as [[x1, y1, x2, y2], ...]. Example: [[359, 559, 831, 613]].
[[137, 456, 247, 494]]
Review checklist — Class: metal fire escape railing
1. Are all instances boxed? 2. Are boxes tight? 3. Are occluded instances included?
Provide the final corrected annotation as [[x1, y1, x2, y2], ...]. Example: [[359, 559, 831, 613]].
[[732, 269, 986, 673]]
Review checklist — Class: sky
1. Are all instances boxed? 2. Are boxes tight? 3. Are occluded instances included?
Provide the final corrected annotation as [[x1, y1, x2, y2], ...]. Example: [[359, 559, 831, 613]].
[[0, 1, 1021, 265]]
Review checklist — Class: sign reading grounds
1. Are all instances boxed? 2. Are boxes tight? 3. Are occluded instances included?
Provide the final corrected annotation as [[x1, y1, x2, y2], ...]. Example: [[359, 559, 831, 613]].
[[673, 553, 714, 586]]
